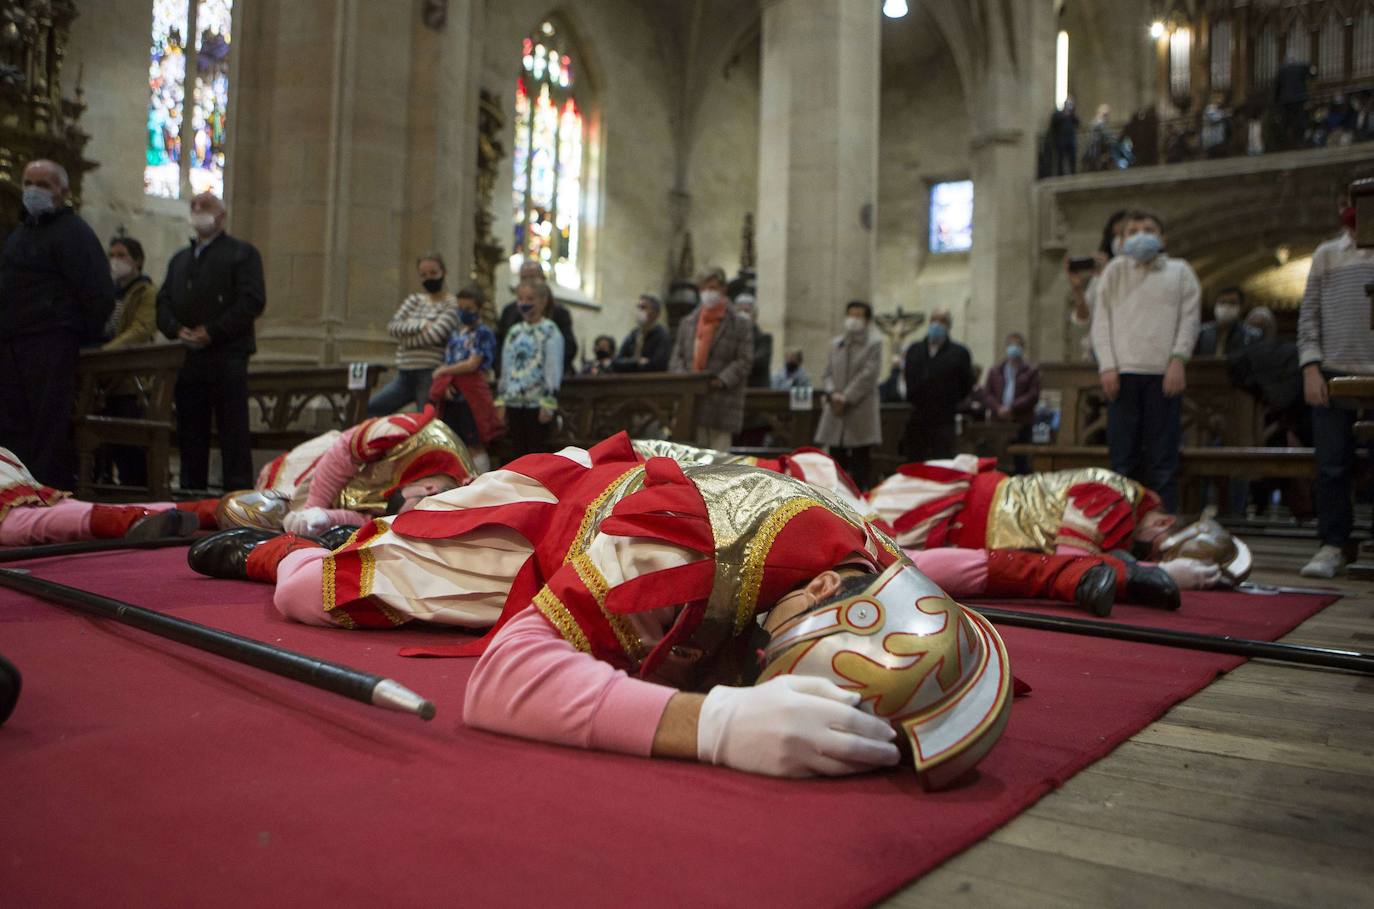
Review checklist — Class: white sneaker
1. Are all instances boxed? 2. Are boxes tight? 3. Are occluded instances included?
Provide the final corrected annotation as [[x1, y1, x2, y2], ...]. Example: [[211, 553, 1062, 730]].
[[1300, 545, 1346, 579]]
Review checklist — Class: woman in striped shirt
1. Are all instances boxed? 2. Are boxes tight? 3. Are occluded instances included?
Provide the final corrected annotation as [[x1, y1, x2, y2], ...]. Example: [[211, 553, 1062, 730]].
[[366, 252, 461, 416]]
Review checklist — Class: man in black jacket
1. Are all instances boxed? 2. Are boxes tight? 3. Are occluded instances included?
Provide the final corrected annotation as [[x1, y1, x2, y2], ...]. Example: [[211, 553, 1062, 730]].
[[156, 192, 265, 491], [0, 159, 114, 488], [902, 308, 975, 459], [611, 293, 670, 372]]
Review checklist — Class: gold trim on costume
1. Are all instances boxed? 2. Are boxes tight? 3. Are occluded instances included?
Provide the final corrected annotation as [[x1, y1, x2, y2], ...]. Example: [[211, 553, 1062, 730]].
[[736, 498, 824, 633], [571, 550, 643, 660], [534, 586, 590, 653], [337, 421, 476, 514]]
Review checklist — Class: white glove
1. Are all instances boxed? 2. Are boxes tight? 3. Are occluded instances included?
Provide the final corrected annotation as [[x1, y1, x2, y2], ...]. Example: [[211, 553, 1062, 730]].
[[697, 676, 901, 778], [1160, 557, 1222, 590], [282, 507, 330, 537]]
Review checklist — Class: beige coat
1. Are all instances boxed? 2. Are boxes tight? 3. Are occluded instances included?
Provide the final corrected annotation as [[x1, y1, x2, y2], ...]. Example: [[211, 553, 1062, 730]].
[[814, 330, 882, 448]]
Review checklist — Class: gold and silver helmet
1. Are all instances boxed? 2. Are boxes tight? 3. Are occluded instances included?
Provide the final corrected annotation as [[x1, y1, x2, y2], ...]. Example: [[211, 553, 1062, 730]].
[[1158, 515, 1252, 584], [759, 560, 1012, 790]]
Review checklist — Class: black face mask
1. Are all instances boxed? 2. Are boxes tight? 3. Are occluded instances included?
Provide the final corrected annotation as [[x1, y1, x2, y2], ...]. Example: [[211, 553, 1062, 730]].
[[596, 349, 614, 360], [422, 277, 445, 293]]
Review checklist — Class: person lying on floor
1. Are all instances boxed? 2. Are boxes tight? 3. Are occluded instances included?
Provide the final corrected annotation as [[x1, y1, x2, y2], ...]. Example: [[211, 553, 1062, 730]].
[[213, 405, 476, 537], [0, 447, 198, 545], [194, 433, 1012, 785], [867, 455, 1250, 590]]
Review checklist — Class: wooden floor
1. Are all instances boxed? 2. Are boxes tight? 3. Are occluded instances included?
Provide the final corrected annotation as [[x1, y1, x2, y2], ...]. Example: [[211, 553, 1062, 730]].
[[886, 535, 1374, 908]]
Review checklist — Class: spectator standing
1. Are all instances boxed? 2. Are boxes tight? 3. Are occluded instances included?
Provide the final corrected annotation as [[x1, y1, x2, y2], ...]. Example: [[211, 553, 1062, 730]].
[[977, 331, 1042, 474], [430, 285, 500, 474], [496, 280, 564, 459], [0, 159, 115, 488], [367, 253, 460, 417], [771, 348, 812, 390], [902, 308, 974, 460], [669, 266, 754, 451], [1194, 286, 1261, 357], [101, 236, 159, 486], [814, 301, 882, 490], [156, 191, 265, 491], [497, 260, 576, 377], [581, 335, 616, 376], [1049, 97, 1080, 176], [732, 292, 774, 388], [611, 294, 671, 373], [1089, 211, 1201, 513], [1297, 202, 1374, 578]]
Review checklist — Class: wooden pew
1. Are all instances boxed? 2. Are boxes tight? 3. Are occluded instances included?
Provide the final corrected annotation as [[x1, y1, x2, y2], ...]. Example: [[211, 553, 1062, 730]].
[[244, 364, 385, 451], [552, 372, 713, 448], [73, 343, 186, 501]]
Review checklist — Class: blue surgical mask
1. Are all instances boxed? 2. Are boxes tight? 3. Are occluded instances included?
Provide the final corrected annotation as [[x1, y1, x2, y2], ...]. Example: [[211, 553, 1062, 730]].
[[458, 308, 477, 326], [518, 302, 536, 316], [22, 187, 55, 218], [1006, 344, 1024, 360], [928, 322, 949, 343], [1122, 232, 1163, 263]]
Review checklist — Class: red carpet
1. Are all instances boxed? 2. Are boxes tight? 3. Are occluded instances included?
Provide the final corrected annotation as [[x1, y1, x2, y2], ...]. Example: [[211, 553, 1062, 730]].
[[0, 548, 1337, 908]]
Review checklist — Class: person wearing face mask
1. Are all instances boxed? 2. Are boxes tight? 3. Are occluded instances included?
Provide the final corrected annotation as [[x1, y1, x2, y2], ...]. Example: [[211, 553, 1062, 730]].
[[814, 301, 883, 490], [977, 332, 1041, 475], [732, 293, 774, 388], [611, 294, 671, 373], [668, 266, 755, 451], [1066, 209, 1127, 363], [0, 159, 115, 489], [366, 253, 461, 419], [1088, 211, 1201, 514], [771, 348, 812, 390], [1296, 196, 1374, 579], [581, 335, 617, 376], [98, 236, 159, 487], [496, 279, 565, 458], [901, 308, 975, 461], [431, 285, 500, 474], [496, 259, 577, 378], [1194, 287, 1261, 357], [155, 191, 266, 492]]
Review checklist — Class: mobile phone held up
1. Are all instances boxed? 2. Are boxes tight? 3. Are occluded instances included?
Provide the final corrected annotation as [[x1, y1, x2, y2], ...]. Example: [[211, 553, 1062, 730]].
[[1067, 256, 1097, 272]]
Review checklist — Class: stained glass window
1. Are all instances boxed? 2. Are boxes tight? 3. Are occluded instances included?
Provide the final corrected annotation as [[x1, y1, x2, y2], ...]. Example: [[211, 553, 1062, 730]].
[[512, 20, 583, 288], [929, 181, 973, 254], [144, 0, 233, 199]]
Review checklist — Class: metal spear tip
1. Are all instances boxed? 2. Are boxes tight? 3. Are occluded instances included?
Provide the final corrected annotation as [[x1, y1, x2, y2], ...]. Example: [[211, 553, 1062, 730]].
[[370, 678, 437, 721]]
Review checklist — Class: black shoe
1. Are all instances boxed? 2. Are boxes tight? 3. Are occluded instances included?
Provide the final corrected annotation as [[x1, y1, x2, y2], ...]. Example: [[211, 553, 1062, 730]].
[[187, 527, 281, 580], [1125, 563, 1181, 610], [124, 508, 199, 542], [317, 525, 361, 551], [1074, 564, 1116, 617]]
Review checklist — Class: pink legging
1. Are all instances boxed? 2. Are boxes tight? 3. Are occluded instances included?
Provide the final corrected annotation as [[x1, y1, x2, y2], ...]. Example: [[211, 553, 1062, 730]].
[[273, 548, 340, 627], [0, 500, 177, 547]]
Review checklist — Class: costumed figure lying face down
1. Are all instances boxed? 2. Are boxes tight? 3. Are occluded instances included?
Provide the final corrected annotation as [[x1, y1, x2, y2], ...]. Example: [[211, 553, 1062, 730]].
[[190, 433, 1012, 786], [630, 439, 1181, 617], [867, 455, 1252, 591], [215, 405, 476, 539]]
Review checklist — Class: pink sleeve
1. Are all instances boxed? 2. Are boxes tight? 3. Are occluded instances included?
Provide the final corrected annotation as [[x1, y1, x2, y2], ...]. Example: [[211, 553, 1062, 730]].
[[463, 605, 677, 756], [322, 508, 369, 528], [305, 428, 361, 509]]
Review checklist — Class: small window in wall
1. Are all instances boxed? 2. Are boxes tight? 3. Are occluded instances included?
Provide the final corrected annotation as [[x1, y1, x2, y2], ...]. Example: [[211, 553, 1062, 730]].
[[1055, 31, 1069, 110], [1318, 15, 1344, 80], [929, 181, 973, 254], [1283, 22, 1308, 64], [1169, 28, 1192, 99], [1355, 11, 1374, 77], [1210, 19, 1232, 91], [511, 19, 585, 289], [145, 0, 234, 199]]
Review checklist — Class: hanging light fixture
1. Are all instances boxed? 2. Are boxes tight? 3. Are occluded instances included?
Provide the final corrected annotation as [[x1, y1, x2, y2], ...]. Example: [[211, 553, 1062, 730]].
[[883, 0, 909, 19]]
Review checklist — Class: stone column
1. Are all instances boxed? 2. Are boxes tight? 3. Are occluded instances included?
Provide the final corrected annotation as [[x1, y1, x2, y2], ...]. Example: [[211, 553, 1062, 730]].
[[756, 0, 880, 364]]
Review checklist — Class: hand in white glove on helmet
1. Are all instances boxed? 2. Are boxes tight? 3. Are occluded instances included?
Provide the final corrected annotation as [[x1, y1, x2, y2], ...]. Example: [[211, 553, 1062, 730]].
[[282, 506, 330, 537], [696, 675, 900, 778], [1160, 556, 1222, 590]]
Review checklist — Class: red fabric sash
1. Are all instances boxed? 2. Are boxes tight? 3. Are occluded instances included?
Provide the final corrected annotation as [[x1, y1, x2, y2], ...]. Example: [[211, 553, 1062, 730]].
[[430, 373, 504, 445], [952, 470, 1007, 549]]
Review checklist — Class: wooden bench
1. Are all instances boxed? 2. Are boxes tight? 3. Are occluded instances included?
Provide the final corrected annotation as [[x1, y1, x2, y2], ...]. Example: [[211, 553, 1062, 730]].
[[552, 372, 713, 449], [244, 364, 385, 451], [73, 343, 186, 501], [1008, 443, 1314, 514]]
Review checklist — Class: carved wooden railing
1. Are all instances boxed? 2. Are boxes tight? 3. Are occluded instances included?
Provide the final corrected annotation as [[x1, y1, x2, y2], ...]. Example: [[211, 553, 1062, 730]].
[[1040, 360, 1262, 448], [72, 343, 185, 501], [553, 372, 712, 448], [245, 364, 386, 451]]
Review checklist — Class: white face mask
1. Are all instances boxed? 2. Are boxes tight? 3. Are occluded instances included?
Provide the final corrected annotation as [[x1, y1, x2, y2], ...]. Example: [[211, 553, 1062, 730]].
[[844, 316, 865, 335], [701, 290, 725, 309], [1214, 303, 1241, 323], [110, 259, 136, 282], [1110, 236, 1124, 257], [635, 310, 650, 326], [190, 211, 219, 236]]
